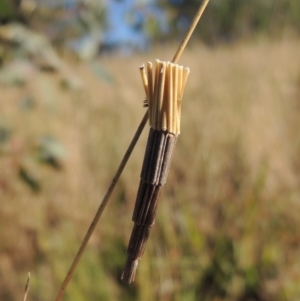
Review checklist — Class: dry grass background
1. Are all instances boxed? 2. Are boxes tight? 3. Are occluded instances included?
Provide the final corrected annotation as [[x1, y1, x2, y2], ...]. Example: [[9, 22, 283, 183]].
[[1, 37, 300, 301]]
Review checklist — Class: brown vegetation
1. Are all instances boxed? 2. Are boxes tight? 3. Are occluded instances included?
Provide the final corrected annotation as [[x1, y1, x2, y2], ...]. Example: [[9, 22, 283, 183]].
[[1, 38, 300, 300]]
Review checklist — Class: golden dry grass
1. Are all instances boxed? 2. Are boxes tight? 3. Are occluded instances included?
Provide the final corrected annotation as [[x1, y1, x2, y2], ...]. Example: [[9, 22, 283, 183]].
[[1, 38, 300, 301]]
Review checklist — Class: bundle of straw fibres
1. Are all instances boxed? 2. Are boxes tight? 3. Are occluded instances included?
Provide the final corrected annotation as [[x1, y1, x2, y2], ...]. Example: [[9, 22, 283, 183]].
[[121, 60, 190, 283]]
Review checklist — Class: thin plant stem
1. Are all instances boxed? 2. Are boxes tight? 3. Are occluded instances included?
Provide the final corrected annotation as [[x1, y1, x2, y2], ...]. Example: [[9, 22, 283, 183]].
[[53, 0, 210, 299], [54, 112, 148, 301], [172, 0, 210, 64], [23, 272, 30, 301]]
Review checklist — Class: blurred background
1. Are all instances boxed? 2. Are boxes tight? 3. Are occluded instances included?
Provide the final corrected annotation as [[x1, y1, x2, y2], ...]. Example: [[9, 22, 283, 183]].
[[1, 0, 300, 300]]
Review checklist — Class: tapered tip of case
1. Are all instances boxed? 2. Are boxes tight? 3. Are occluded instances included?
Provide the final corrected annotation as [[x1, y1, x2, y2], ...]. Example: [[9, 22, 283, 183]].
[[121, 258, 139, 284]]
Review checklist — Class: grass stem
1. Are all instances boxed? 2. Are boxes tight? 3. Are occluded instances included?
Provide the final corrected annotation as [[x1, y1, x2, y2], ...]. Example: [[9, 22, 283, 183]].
[[23, 272, 30, 301], [172, 0, 210, 64]]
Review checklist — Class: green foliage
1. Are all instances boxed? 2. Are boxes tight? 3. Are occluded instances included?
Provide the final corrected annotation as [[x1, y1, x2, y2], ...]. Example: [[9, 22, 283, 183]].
[[168, 0, 300, 42], [0, 0, 21, 23]]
